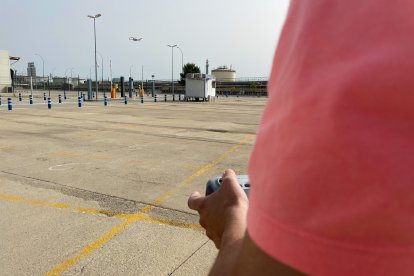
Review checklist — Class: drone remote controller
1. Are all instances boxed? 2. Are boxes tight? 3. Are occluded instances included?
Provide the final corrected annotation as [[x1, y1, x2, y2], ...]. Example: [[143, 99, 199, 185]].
[[205, 175, 250, 197]]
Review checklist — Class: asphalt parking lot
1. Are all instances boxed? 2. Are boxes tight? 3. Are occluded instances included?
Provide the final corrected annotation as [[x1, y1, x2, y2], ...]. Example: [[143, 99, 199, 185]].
[[0, 91, 266, 275]]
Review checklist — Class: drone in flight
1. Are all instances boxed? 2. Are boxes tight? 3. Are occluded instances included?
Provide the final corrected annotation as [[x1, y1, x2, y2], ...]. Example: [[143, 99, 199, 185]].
[[129, 37, 143, 42]]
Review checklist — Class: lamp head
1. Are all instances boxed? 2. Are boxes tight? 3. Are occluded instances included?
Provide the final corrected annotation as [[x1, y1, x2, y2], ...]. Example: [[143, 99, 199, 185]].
[[88, 14, 101, 19]]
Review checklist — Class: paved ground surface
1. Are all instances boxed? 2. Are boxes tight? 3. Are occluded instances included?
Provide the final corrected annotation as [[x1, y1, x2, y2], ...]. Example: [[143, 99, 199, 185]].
[[0, 90, 267, 276]]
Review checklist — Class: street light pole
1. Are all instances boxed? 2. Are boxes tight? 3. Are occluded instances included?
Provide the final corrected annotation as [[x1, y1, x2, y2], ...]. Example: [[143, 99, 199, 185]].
[[35, 53, 45, 90], [88, 13, 102, 100], [152, 74, 155, 97], [64, 68, 69, 97], [167, 44, 177, 98], [110, 59, 113, 92], [97, 51, 104, 97], [70, 68, 74, 93]]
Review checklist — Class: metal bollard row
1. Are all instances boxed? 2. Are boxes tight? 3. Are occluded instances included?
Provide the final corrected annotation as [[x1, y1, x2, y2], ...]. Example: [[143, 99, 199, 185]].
[[1, 92, 192, 112]]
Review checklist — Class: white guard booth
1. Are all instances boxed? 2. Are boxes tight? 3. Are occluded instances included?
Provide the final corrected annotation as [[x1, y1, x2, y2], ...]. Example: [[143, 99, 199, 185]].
[[0, 50, 12, 93], [185, 73, 216, 101]]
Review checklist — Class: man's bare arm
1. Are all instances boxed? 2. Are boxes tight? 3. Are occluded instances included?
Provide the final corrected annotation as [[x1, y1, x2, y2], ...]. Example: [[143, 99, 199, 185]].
[[231, 233, 303, 276], [188, 170, 303, 276]]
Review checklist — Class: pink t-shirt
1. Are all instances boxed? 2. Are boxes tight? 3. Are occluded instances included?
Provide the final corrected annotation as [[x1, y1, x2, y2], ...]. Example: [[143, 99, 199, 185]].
[[247, 1, 414, 275]]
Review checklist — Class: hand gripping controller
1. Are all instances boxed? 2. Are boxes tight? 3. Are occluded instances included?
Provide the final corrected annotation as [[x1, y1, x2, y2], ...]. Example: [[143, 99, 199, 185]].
[[205, 175, 250, 197]]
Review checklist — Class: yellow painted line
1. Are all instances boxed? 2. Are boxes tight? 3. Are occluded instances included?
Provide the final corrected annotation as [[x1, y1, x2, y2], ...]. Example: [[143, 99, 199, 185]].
[[0, 193, 202, 231], [149, 134, 254, 209], [45, 218, 136, 276], [0, 146, 14, 151], [139, 214, 204, 231], [45, 211, 202, 276], [45, 134, 254, 275], [0, 194, 128, 219], [44, 213, 202, 276]]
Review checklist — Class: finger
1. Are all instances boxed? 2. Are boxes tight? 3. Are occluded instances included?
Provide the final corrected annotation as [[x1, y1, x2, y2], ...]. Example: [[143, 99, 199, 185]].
[[220, 169, 248, 199], [221, 169, 240, 189], [222, 169, 236, 179], [188, 191, 204, 211]]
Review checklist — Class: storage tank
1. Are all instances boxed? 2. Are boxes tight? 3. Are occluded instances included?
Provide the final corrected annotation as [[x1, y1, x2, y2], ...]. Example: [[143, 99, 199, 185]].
[[211, 66, 236, 82], [0, 50, 12, 93]]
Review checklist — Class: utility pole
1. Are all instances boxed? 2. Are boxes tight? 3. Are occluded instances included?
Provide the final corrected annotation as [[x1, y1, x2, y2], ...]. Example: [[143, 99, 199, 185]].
[[87, 13, 102, 100], [167, 44, 177, 97]]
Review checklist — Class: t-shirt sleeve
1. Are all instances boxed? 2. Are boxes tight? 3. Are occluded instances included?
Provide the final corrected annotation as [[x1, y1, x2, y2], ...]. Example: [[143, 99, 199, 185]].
[[247, 1, 414, 275]]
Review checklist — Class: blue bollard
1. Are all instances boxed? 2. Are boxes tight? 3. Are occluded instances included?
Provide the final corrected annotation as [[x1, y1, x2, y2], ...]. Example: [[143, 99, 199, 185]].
[[47, 98, 52, 109], [44, 93, 46, 101], [164, 94, 167, 102], [29, 95, 33, 105], [0, 96, 2, 106], [78, 97, 82, 107], [154, 95, 157, 103], [19, 93, 22, 102], [59, 94, 62, 103], [141, 96, 144, 104], [124, 96, 128, 105], [8, 98, 12, 111], [104, 96, 108, 106], [173, 94, 175, 102]]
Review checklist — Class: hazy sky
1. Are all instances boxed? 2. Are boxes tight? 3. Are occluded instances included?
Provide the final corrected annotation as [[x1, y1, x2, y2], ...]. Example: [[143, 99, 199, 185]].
[[1, 0, 289, 80]]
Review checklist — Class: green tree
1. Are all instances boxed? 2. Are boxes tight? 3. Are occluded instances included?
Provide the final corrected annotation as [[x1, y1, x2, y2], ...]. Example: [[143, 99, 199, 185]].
[[180, 63, 201, 85]]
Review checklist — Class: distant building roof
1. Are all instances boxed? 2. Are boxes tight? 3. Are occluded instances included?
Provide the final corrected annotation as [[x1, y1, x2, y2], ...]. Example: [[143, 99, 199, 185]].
[[212, 65, 236, 72]]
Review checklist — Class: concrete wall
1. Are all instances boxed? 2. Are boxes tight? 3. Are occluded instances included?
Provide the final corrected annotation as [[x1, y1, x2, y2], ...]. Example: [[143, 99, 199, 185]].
[[0, 50, 11, 92]]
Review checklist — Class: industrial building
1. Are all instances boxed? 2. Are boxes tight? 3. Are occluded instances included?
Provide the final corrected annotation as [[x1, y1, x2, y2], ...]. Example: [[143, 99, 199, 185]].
[[51, 77, 84, 88], [27, 62, 36, 77], [211, 66, 236, 82], [0, 50, 12, 93]]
